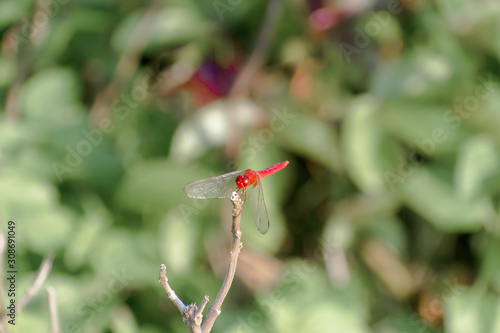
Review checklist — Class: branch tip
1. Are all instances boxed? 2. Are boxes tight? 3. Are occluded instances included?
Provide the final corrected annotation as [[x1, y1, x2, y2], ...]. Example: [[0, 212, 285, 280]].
[[159, 264, 168, 283], [46, 286, 60, 333], [194, 295, 209, 325], [159, 264, 186, 314]]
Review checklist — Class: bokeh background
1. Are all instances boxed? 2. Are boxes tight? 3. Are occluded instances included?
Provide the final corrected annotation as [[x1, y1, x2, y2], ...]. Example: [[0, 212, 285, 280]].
[[1, 0, 500, 332]]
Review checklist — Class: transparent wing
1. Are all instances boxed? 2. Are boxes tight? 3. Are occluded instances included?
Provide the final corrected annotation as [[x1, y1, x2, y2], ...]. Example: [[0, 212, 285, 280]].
[[184, 170, 245, 199], [246, 176, 270, 234]]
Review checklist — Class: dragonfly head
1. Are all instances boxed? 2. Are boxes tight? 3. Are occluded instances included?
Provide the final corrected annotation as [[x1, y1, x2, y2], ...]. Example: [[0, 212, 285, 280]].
[[235, 175, 249, 189]]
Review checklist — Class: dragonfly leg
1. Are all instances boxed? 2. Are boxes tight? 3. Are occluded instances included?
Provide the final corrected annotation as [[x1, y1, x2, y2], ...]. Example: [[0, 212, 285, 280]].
[[236, 188, 247, 204]]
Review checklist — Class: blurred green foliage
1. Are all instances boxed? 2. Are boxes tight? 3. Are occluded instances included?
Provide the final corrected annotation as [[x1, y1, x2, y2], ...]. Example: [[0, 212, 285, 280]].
[[1, 0, 500, 332]]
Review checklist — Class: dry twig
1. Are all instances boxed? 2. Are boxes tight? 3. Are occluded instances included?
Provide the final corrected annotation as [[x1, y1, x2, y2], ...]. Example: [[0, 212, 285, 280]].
[[46, 286, 60, 333], [159, 263, 187, 312], [159, 191, 243, 333], [226, 0, 283, 156], [228, 0, 283, 99], [17, 255, 53, 311], [0, 254, 53, 330]]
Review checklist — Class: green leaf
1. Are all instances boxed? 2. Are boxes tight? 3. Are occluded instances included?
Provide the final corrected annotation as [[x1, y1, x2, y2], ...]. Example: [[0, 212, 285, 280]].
[[491, 301, 500, 333], [436, 1, 500, 57], [0, 0, 31, 29], [159, 210, 197, 275], [115, 158, 206, 212], [454, 135, 499, 200], [0, 56, 16, 87], [112, 7, 213, 54], [444, 288, 499, 333], [64, 196, 111, 270], [277, 109, 341, 172], [90, 230, 155, 286], [170, 100, 262, 163], [381, 102, 468, 156], [364, 216, 407, 257], [0, 169, 74, 252], [110, 306, 139, 333], [370, 29, 474, 100], [342, 95, 388, 193], [266, 263, 370, 333], [20, 67, 83, 124], [401, 167, 488, 232]]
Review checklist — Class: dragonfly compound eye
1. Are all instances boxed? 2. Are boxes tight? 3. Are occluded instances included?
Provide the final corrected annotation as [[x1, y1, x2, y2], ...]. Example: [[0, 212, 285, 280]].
[[235, 176, 249, 189]]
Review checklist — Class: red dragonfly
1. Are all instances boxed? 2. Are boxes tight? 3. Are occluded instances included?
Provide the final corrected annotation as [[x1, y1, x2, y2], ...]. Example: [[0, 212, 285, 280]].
[[184, 161, 289, 234]]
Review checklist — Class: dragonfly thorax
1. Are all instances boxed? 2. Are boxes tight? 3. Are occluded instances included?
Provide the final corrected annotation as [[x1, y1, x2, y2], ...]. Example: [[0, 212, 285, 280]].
[[235, 175, 249, 189]]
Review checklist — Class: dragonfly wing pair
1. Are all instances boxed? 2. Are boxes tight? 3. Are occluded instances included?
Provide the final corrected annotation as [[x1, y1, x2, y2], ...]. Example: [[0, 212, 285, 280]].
[[245, 176, 270, 234], [183, 161, 288, 234], [183, 169, 270, 234], [184, 170, 245, 199]]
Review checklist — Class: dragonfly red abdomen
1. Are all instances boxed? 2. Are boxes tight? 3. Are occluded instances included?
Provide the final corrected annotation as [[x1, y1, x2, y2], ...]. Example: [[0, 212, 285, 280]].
[[256, 161, 289, 179]]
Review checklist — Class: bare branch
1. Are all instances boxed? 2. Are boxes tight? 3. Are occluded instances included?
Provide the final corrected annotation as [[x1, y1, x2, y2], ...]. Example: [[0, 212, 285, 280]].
[[88, 1, 160, 124], [3, 0, 52, 119], [46, 286, 60, 333], [158, 264, 187, 314], [0, 254, 53, 329], [0, 253, 54, 327], [17, 255, 53, 312], [201, 192, 244, 332], [160, 191, 244, 332], [159, 264, 207, 332], [228, 0, 283, 99], [226, 0, 283, 155]]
